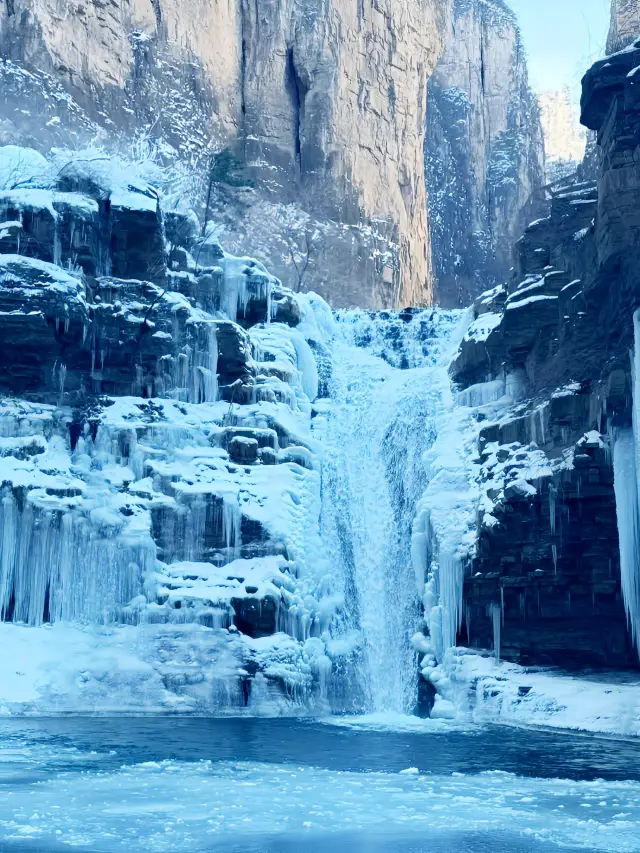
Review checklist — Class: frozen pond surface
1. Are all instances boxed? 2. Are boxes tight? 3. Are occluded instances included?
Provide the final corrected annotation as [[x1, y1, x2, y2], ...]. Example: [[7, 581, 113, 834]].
[[0, 718, 639, 852]]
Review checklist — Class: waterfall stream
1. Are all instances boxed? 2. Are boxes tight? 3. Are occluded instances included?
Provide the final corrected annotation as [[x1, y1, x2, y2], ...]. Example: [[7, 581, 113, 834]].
[[318, 310, 461, 714]]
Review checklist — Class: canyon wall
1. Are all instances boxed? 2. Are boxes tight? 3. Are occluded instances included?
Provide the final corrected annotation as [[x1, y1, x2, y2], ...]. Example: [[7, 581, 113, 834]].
[[425, 0, 544, 309], [447, 38, 640, 670], [538, 88, 587, 183], [607, 0, 640, 52], [0, 0, 451, 309]]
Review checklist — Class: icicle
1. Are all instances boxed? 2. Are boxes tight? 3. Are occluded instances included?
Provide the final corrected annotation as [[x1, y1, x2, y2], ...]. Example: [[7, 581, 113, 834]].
[[457, 378, 505, 408], [612, 308, 640, 655], [53, 217, 62, 267], [427, 550, 465, 662], [613, 429, 640, 651], [58, 364, 67, 399], [222, 495, 242, 559], [491, 603, 501, 663], [0, 489, 18, 620]]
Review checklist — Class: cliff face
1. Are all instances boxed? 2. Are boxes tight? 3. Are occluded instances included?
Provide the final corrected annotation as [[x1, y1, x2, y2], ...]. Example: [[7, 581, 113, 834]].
[[425, 0, 544, 309], [538, 88, 587, 183], [446, 40, 640, 670], [607, 0, 640, 52], [0, 0, 451, 309], [0, 141, 347, 712]]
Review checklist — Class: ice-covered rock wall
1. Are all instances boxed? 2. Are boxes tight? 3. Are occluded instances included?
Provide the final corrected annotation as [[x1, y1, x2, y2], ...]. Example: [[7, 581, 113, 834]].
[[425, 0, 545, 308], [0, 142, 471, 716], [0, 144, 346, 714], [421, 38, 640, 684], [0, 0, 452, 309]]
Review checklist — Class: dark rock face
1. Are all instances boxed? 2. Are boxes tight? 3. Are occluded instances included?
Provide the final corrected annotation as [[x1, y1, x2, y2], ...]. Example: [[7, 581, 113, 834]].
[[450, 43, 640, 669]]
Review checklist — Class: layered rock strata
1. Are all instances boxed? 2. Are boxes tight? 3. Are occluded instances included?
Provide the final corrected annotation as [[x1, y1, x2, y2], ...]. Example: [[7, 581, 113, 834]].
[[444, 40, 640, 669], [0, 145, 340, 713]]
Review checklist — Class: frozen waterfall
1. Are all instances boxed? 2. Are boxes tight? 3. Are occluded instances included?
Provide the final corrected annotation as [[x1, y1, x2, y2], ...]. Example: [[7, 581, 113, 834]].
[[0, 291, 468, 716], [317, 309, 462, 714], [613, 308, 640, 655]]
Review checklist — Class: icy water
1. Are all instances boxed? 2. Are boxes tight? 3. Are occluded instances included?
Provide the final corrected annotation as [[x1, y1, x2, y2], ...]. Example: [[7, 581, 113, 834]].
[[0, 719, 640, 852]]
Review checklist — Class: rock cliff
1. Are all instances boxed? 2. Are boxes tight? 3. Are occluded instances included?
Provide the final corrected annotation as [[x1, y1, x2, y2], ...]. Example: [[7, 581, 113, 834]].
[[425, 0, 544, 308], [0, 0, 451, 309], [538, 89, 587, 183], [0, 143, 344, 712], [444, 39, 640, 670], [607, 0, 640, 52]]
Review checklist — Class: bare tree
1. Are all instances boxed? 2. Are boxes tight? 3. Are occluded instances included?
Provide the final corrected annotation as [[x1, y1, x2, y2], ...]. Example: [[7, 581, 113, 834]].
[[285, 223, 323, 292]]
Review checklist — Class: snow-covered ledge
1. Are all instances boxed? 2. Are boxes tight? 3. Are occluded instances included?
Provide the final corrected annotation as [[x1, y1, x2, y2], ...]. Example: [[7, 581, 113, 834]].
[[426, 647, 640, 737]]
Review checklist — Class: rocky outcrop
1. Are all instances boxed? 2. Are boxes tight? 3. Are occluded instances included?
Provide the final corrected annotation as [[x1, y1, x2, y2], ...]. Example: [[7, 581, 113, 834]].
[[0, 144, 340, 711], [425, 0, 544, 308], [0, 0, 452, 309], [607, 0, 640, 52], [447, 39, 640, 670]]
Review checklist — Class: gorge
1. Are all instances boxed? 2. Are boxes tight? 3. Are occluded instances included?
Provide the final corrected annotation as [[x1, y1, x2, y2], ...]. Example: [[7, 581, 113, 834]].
[[1, 0, 640, 851]]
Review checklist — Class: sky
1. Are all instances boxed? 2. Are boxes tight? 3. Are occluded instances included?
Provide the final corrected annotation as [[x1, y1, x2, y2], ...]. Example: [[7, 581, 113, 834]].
[[507, 0, 611, 103]]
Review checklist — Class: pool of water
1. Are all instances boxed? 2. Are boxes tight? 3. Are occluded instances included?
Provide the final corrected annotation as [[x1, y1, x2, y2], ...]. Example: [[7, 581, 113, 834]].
[[0, 717, 639, 852]]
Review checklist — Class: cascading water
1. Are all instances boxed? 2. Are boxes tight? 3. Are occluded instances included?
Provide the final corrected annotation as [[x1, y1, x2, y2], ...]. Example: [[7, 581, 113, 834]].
[[318, 309, 462, 714]]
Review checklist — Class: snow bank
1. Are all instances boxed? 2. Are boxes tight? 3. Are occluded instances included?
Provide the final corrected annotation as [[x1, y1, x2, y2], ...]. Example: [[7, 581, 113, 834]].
[[427, 647, 640, 737]]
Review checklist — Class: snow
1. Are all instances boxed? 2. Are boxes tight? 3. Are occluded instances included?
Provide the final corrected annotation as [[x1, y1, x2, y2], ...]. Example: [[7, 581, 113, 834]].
[[0, 146, 49, 190], [0, 145, 162, 212], [427, 648, 640, 738], [0, 141, 637, 729], [506, 293, 558, 311], [463, 311, 502, 342], [0, 254, 85, 297], [0, 276, 338, 710]]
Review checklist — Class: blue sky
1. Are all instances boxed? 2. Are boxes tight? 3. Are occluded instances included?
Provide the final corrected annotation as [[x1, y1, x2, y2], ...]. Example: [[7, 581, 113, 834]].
[[507, 0, 611, 101]]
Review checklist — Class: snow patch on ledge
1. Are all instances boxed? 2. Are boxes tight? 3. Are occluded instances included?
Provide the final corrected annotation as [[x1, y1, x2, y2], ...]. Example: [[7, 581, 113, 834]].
[[425, 648, 640, 737]]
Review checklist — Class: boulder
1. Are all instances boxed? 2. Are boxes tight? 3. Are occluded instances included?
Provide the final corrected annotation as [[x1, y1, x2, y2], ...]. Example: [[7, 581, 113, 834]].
[[228, 437, 259, 465]]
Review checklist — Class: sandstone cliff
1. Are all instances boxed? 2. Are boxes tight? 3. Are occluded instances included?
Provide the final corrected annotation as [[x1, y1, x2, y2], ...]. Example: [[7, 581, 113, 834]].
[[425, 0, 544, 309], [607, 0, 640, 52], [0, 0, 451, 309]]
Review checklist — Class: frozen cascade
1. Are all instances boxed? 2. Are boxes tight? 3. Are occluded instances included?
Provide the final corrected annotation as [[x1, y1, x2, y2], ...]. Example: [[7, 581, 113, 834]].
[[318, 310, 462, 713], [0, 223, 470, 715], [613, 430, 640, 651], [613, 308, 640, 654]]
